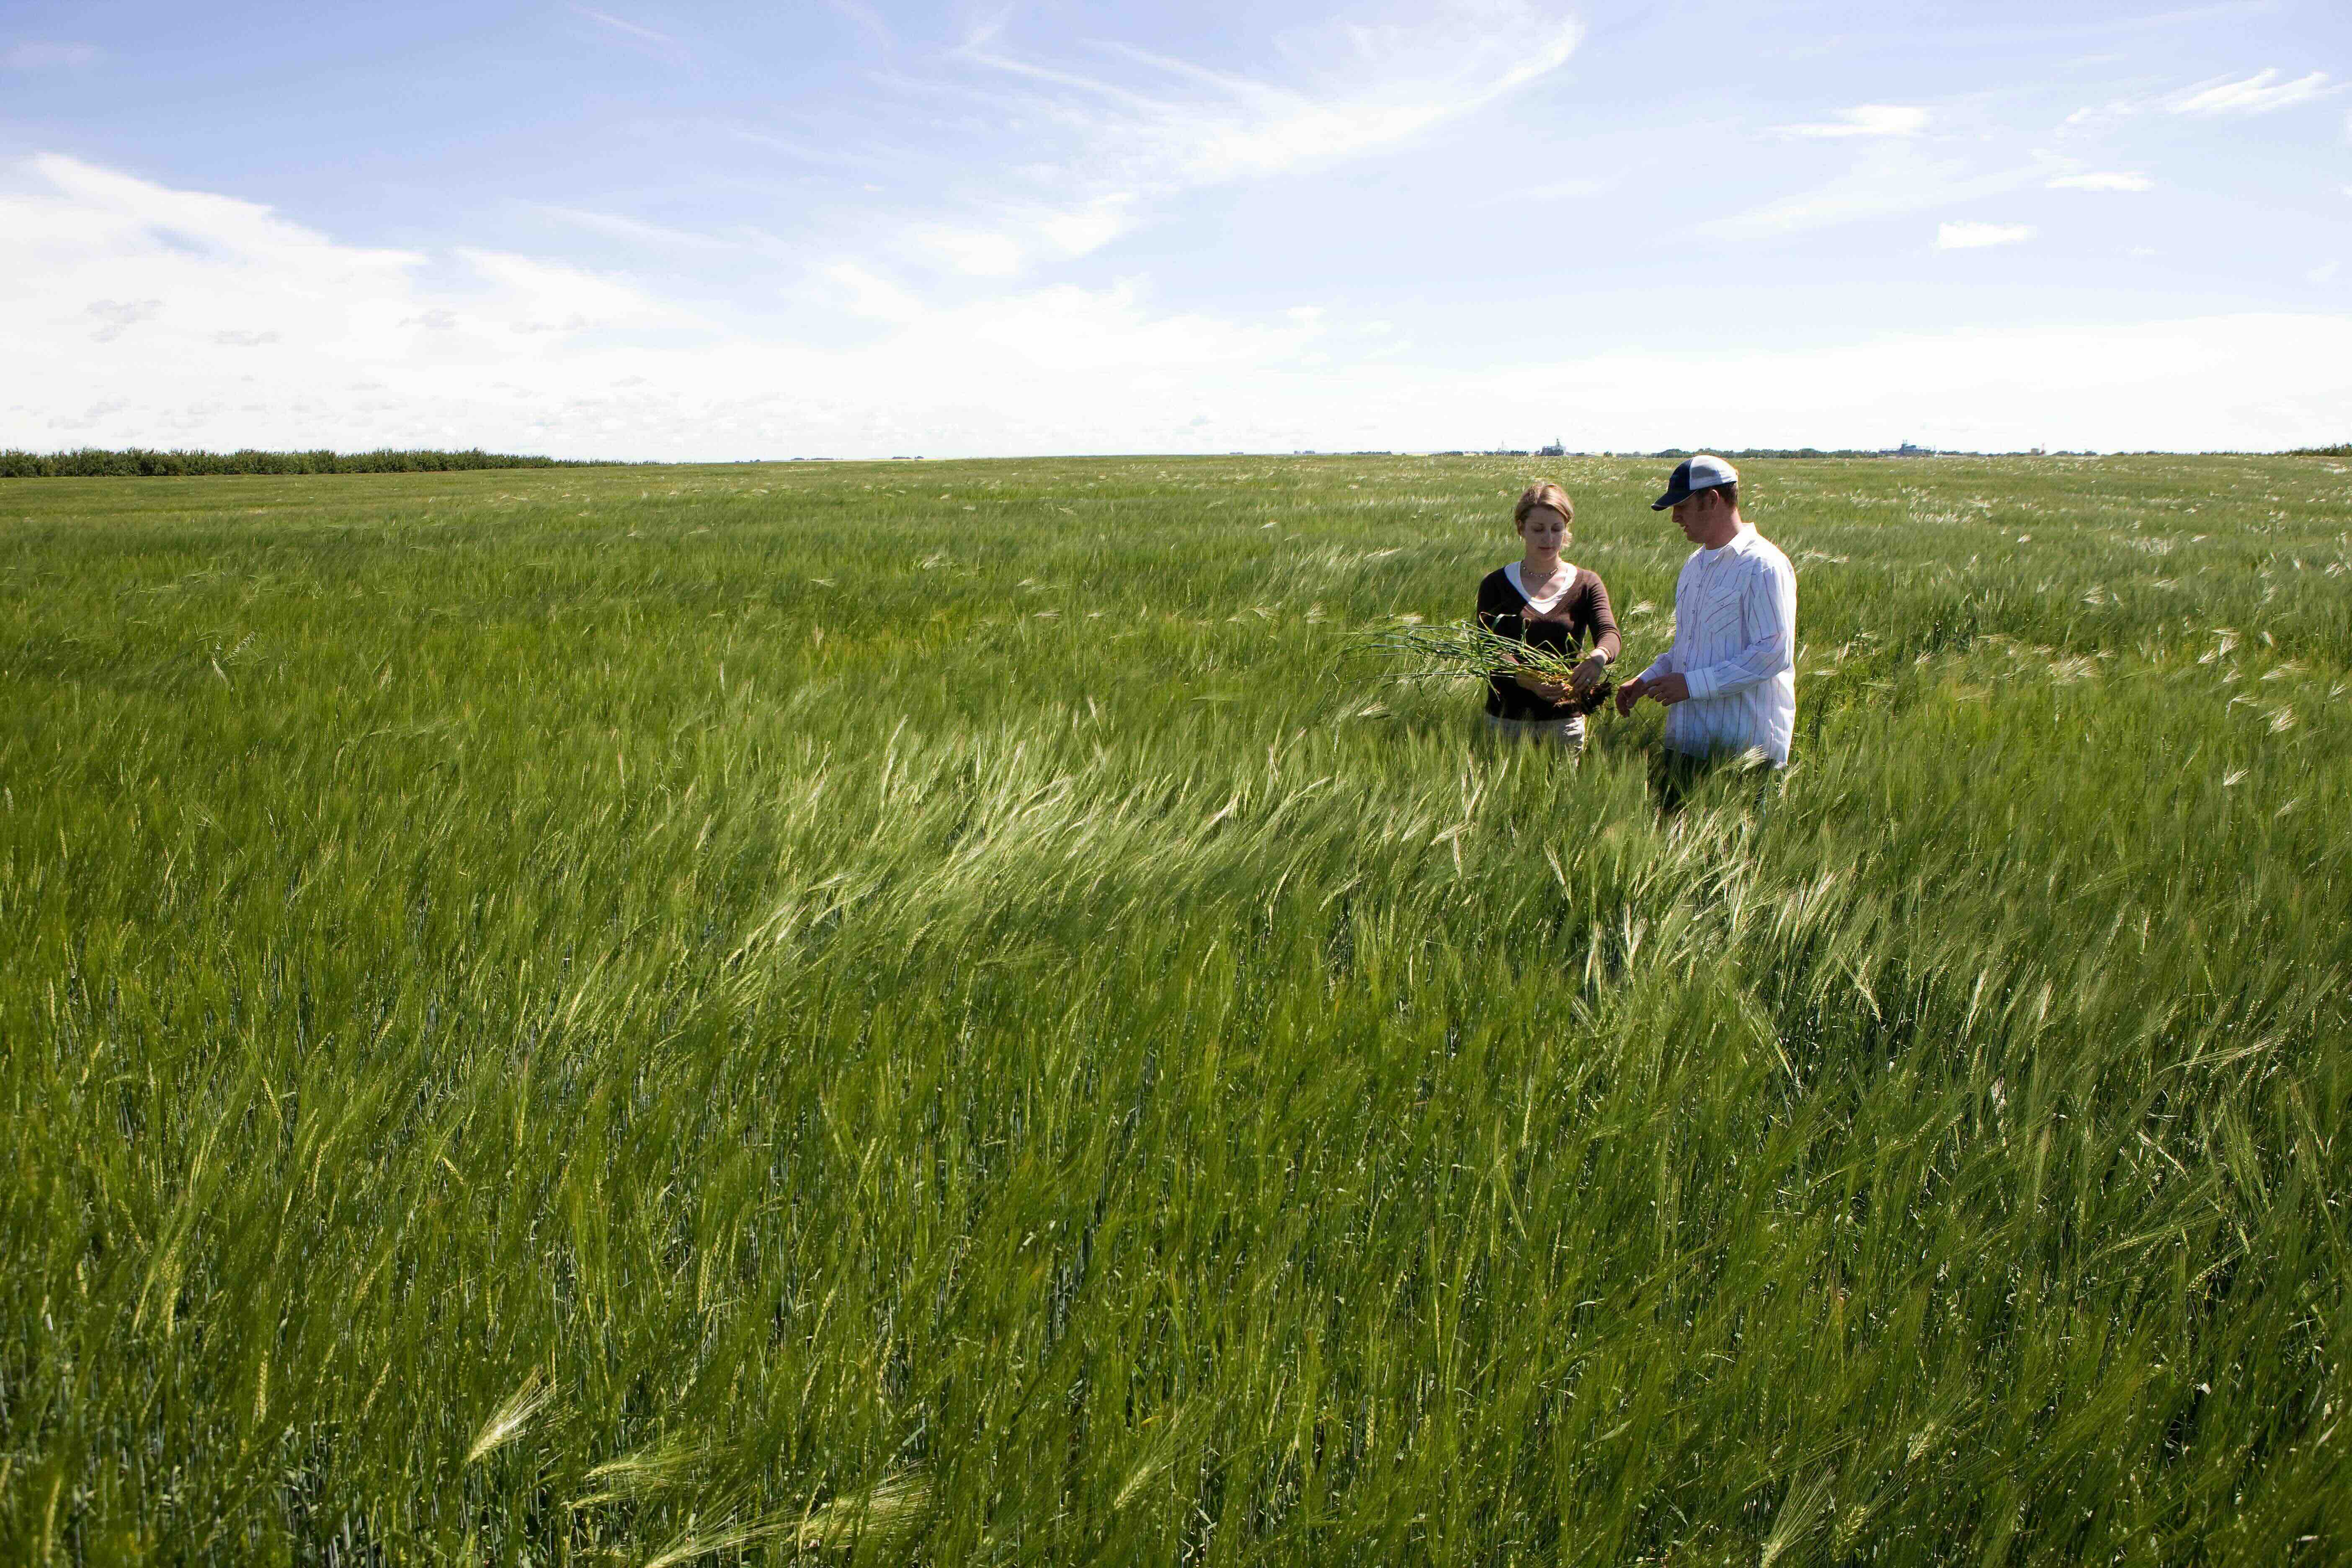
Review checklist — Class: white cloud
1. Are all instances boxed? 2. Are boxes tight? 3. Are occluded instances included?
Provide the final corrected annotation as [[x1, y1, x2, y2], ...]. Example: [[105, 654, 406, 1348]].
[[933, 280, 1317, 374], [2067, 69, 2340, 129], [1451, 314, 2352, 454], [454, 249, 697, 332], [2167, 69, 2335, 116], [0, 154, 1343, 455], [925, 230, 1024, 277], [86, 298, 160, 343], [820, 0, 893, 51], [732, 4, 1581, 289], [3, 155, 686, 374], [574, 7, 686, 58], [1938, 221, 2036, 249], [827, 262, 925, 325], [953, 3, 1582, 225], [11, 154, 2352, 459], [4, 41, 99, 67], [1040, 197, 1133, 255], [1701, 144, 2047, 240], [1480, 177, 1611, 205], [1778, 104, 1930, 139], [2311, 261, 2341, 284], [2048, 171, 2153, 191], [538, 206, 736, 250]]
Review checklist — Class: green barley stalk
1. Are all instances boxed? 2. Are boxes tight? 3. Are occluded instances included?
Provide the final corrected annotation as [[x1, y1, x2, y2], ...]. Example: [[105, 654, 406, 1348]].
[[1350, 618, 1623, 710]]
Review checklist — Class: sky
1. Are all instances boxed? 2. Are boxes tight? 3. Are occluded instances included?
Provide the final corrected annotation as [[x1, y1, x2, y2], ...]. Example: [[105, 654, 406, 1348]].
[[4, 0, 2350, 457]]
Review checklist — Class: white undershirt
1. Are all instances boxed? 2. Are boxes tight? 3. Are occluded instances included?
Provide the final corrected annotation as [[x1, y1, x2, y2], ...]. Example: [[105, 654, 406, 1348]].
[[1504, 560, 1577, 616]]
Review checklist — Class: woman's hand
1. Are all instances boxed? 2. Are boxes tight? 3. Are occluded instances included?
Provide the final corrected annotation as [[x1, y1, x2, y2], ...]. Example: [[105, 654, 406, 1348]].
[[1514, 671, 1570, 701], [1568, 653, 1609, 694]]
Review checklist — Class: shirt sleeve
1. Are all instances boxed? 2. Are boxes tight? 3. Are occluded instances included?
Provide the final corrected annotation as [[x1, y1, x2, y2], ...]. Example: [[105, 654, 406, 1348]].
[[1475, 571, 1510, 631], [1581, 573, 1622, 664], [1682, 554, 1795, 701]]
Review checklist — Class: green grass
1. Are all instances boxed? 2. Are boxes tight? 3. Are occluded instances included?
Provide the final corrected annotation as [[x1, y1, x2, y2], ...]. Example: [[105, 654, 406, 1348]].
[[3, 453, 2349, 1565]]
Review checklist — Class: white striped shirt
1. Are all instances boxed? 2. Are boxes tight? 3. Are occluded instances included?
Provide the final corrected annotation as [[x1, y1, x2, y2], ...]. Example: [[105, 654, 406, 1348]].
[[1637, 526, 1797, 765]]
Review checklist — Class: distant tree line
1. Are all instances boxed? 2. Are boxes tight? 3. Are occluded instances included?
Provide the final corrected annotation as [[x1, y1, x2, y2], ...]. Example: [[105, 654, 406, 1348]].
[[2288, 443, 2351, 457], [0, 447, 622, 478], [1635, 447, 1971, 459]]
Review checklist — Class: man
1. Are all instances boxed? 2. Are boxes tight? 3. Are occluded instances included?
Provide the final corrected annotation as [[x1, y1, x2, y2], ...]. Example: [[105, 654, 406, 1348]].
[[1614, 454, 1797, 769]]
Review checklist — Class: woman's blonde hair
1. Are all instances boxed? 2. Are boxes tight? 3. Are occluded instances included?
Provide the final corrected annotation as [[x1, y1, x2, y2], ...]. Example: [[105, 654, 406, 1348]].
[[1514, 481, 1574, 534]]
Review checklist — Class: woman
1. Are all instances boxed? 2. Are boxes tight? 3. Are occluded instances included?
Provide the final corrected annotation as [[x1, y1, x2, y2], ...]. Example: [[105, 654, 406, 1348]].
[[1476, 481, 1620, 751]]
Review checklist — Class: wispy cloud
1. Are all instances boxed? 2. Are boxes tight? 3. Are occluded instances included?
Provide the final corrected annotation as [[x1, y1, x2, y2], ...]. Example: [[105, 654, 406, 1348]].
[[924, 229, 1023, 277], [1700, 144, 2047, 240], [827, 263, 925, 325], [2167, 68, 2335, 116], [2048, 171, 2153, 191], [1480, 177, 1612, 206], [1776, 104, 1930, 139], [913, 0, 1582, 275], [456, 247, 697, 333], [574, 8, 689, 64], [538, 205, 735, 250], [820, 0, 893, 52], [1938, 221, 2035, 250], [762, 4, 1585, 293], [967, 5, 1584, 189], [3, 41, 99, 68], [2066, 67, 2339, 129], [1039, 197, 1133, 256]]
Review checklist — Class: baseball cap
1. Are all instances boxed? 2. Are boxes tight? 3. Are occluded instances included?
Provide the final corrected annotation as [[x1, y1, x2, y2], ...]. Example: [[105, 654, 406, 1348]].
[[1651, 454, 1738, 511]]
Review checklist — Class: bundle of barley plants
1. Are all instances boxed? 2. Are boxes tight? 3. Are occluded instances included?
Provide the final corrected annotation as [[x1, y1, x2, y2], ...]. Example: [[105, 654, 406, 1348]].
[[1350, 618, 1620, 712]]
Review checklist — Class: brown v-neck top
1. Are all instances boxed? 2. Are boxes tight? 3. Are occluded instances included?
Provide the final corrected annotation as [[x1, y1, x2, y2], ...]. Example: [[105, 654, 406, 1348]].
[[1475, 565, 1622, 721]]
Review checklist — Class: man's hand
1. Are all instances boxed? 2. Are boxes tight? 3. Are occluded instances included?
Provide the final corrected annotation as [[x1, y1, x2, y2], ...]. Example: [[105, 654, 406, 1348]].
[[1615, 672, 1692, 715]]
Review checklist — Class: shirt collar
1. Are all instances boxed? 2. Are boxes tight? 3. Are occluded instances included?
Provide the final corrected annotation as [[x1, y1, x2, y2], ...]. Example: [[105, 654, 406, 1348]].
[[1699, 525, 1753, 564]]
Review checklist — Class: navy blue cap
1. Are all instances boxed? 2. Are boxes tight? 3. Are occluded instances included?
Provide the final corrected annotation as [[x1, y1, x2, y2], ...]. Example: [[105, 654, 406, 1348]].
[[1651, 453, 1738, 511]]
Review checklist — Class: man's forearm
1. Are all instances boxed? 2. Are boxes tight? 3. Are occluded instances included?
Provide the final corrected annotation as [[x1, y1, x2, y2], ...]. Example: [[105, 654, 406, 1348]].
[[1683, 638, 1790, 700]]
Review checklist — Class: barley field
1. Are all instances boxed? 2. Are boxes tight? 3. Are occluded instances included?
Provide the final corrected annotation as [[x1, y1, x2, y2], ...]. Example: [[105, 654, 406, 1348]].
[[3, 453, 2349, 1565]]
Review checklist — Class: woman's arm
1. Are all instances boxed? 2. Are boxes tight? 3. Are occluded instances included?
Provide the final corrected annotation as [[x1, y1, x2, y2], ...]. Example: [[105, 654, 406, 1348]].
[[1475, 571, 1509, 630], [1581, 573, 1622, 665]]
